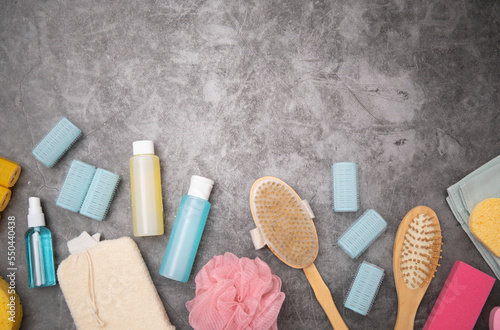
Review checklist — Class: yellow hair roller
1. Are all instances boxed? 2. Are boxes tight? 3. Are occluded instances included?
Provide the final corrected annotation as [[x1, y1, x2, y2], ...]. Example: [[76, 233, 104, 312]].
[[0, 186, 12, 212], [0, 157, 21, 188]]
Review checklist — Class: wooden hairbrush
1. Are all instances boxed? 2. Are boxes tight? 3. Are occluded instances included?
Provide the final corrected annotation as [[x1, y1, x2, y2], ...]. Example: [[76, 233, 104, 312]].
[[250, 176, 349, 330], [393, 206, 443, 330]]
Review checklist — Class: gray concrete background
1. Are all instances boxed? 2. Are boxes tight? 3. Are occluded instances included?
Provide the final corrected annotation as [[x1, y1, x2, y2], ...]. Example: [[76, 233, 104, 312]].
[[1, 0, 499, 329]]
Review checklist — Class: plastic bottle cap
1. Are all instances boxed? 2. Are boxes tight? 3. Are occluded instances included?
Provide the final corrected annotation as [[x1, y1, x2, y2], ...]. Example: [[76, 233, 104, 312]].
[[28, 197, 46, 227], [187, 175, 214, 201], [133, 140, 155, 155]]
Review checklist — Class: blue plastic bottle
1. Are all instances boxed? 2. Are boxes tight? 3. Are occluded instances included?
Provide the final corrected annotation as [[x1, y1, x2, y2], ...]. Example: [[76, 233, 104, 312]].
[[160, 175, 214, 282], [25, 197, 56, 288]]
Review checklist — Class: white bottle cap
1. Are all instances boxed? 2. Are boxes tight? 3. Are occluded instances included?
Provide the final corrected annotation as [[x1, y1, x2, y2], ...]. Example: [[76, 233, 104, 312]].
[[27, 197, 46, 228], [133, 140, 155, 155], [187, 175, 214, 201]]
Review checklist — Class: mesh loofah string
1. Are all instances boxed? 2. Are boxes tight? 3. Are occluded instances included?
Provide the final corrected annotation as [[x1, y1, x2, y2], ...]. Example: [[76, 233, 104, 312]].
[[84, 251, 105, 327]]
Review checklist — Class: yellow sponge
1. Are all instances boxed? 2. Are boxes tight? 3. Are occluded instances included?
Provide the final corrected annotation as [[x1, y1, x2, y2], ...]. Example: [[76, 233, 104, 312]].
[[469, 198, 500, 257], [0, 275, 22, 330]]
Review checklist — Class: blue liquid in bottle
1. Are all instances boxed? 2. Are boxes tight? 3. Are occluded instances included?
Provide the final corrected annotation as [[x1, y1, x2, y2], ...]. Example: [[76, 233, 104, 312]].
[[25, 197, 56, 288], [160, 176, 214, 282]]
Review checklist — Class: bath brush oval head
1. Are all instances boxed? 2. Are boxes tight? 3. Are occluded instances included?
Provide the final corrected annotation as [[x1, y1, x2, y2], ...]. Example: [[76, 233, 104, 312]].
[[250, 176, 348, 330], [393, 206, 442, 330], [250, 176, 318, 268]]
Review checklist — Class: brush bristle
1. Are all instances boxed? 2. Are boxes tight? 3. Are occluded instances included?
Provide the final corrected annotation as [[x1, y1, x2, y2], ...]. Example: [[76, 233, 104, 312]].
[[400, 213, 442, 289], [251, 178, 318, 268]]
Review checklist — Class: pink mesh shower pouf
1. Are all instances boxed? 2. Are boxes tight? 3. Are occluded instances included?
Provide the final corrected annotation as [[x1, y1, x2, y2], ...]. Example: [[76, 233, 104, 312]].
[[186, 252, 286, 330]]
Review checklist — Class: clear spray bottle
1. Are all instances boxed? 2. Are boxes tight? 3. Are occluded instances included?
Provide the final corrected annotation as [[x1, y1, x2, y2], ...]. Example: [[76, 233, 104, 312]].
[[160, 175, 214, 282], [25, 197, 56, 288]]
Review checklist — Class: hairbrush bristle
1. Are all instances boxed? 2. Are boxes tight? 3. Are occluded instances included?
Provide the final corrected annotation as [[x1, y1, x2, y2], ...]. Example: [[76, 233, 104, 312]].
[[400, 214, 442, 289], [251, 178, 318, 268]]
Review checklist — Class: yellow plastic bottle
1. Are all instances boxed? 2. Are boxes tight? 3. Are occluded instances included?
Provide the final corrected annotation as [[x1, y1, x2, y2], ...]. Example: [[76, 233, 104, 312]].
[[130, 140, 164, 236]]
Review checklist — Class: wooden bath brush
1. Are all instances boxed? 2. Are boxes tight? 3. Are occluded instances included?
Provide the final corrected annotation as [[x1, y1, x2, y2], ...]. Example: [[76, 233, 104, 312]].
[[393, 206, 443, 330], [249, 176, 349, 330]]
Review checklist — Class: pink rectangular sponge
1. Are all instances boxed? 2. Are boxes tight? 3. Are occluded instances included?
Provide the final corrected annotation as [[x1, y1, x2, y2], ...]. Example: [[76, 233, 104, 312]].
[[424, 260, 496, 330]]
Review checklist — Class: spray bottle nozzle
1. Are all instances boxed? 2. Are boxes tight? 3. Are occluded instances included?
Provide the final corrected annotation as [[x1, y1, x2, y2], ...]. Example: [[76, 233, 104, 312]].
[[29, 197, 43, 215], [28, 197, 45, 227]]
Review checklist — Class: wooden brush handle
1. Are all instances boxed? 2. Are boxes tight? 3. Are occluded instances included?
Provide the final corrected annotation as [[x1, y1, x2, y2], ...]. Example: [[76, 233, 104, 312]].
[[303, 263, 349, 330], [394, 300, 418, 330], [394, 308, 417, 330]]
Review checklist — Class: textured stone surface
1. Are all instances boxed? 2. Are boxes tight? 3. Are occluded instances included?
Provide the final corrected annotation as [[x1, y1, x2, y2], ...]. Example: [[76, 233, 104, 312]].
[[0, 0, 499, 329]]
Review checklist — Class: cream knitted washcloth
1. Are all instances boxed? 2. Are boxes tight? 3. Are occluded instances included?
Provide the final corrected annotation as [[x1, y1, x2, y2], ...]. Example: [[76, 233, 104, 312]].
[[58, 234, 175, 330]]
